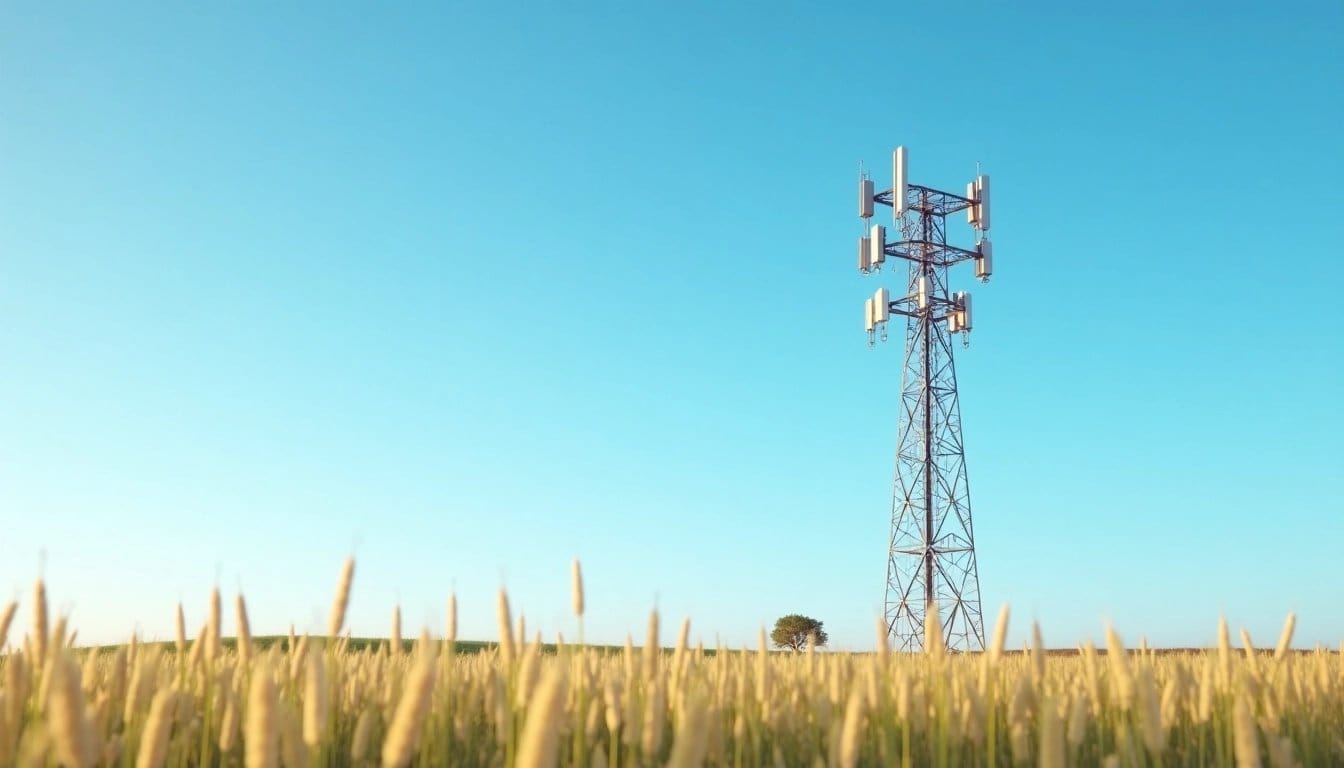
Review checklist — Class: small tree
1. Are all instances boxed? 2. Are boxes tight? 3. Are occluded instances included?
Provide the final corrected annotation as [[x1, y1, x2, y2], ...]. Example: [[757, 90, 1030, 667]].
[[771, 614, 828, 651]]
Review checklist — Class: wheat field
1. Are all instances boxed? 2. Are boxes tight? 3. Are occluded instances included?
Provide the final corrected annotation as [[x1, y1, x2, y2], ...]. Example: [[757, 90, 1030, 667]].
[[0, 559, 1338, 768]]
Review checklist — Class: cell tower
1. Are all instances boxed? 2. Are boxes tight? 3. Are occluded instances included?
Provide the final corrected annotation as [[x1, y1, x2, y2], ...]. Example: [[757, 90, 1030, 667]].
[[857, 146, 993, 652]]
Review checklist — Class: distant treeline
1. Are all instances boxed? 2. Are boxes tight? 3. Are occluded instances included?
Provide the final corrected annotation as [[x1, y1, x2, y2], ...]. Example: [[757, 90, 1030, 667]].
[[71, 636, 1335, 657]]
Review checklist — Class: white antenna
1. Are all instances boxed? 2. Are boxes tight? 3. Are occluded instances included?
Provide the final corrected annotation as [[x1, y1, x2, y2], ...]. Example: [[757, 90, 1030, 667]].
[[868, 224, 886, 270], [975, 174, 991, 231], [975, 239, 992, 282], [892, 146, 908, 219]]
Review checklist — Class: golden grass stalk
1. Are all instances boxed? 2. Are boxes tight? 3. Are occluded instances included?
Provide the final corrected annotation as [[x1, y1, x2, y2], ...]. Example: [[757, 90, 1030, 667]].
[[174, 603, 187, 658], [1241, 628, 1262, 680], [219, 689, 239, 753], [990, 604, 1010, 661], [643, 610, 660, 682], [381, 636, 438, 768], [280, 702, 308, 768], [33, 580, 48, 667], [1038, 693, 1065, 768], [1197, 657, 1215, 723], [302, 646, 328, 748], [445, 593, 457, 645], [755, 627, 770, 706], [674, 617, 691, 665], [1273, 613, 1296, 661], [603, 679, 623, 735], [291, 635, 310, 683], [1066, 691, 1089, 748], [187, 625, 207, 672], [48, 614, 68, 655], [1104, 625, 1132, 710], [350, 708, 373, 763], [572, 559, 585, 619], [641, 679, 665, 758], [208, 587, 222, 662], [838, 685, 867, 768], [327, 557, 355, 639], [230, 594, 251, 665], [1233, 692, 1262, 768], [1137, 665, 1164, 754], [664, 687, 709, 768], [47, 652, 94, 768], [135, 689, 177, 768], [515, 664, 567, 768], [79, 647, 100, 692], [1031, 621, 1046, 684], [874, 616, 889, 670], [924, 600, 943, 658], [0, 601, 16, 651], [245, 666, 279, 768], [496, 589, 516, 667]]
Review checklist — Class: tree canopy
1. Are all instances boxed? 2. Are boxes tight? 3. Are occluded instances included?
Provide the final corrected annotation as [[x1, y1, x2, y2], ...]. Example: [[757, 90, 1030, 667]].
[[770, 614, 828, 651]]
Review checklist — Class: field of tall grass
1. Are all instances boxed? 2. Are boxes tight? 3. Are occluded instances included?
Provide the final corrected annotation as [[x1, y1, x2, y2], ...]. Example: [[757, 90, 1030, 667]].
[[0, 558, 1338, 768]]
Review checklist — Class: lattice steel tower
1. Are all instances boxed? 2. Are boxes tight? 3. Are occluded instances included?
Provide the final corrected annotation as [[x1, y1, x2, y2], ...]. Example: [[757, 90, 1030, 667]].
[[856, 147, 993, 652]]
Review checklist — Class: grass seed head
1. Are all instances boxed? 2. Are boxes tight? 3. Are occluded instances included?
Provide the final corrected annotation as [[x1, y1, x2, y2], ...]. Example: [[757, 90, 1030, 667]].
[[991, 604, 1011, 658], [33, 580, 49, 667], [236, 594, 253, 666], [174, 603, 187, 658], [445, 593, 457, 645], [924, 601, 943, 658], [1038, 693, 1066, 768], [380, 639, 437, 768], [350, 709, 373, 763], [838, 685, 867, 768], [245, 666, 279, 768], [1233, 692, 1263, 768], [48, 652, 95, 768], [207, 587, 222, 662], [135, 689, 177, 768], [496, 589, 516, 667], [327, 557, 356, 639], [571, 559, 585, 619], [1274, 613, 1296, 661], [0, 601, 18, 652], [302, 646, 328, 748], [515, 664, 567, 768]]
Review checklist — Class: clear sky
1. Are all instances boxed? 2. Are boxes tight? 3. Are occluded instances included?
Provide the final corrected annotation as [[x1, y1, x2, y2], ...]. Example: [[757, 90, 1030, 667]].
[[2, 2, 1341, 653]]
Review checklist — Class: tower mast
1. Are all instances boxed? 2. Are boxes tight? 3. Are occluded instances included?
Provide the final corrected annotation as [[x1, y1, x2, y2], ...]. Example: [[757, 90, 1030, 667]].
[[858, 148, 994, 651]]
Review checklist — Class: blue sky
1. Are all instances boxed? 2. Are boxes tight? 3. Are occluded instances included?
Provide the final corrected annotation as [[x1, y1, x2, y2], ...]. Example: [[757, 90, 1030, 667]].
[[2, 2, 1340, 652]]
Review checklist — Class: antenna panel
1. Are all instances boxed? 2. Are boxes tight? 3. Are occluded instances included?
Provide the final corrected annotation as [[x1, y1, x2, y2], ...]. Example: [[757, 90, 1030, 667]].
[[975, 239, 992, 281], [966, 181, 979, 226], [859, 237, 872, 272], [975, 174, 991, 231], [875, 287, 890, 323], [959, 292, 973, 331], [893, 147, 908, 217], [865, 298, 875, 332], [869, 225, 886, 267], [917, 275, 932, 309], [859, 179, 874, 219]]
